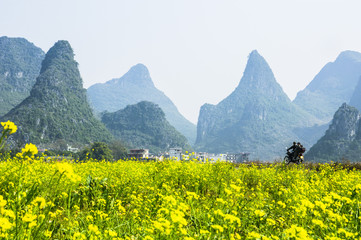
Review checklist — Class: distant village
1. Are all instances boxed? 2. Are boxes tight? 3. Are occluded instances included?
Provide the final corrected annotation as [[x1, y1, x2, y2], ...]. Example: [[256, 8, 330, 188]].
[[63, 145, 251, 163], [38, 144, 251, 162], [127, 148, 250, 163]]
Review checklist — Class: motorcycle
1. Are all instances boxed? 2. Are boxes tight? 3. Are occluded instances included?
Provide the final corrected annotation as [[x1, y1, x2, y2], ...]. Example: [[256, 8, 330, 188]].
[[284, 150, 304, 164]]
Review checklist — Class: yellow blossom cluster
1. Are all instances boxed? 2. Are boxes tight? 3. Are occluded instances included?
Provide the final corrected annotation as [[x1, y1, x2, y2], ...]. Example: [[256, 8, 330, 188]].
[[21, 143, 38, 156], [0, 121, 17, 135]]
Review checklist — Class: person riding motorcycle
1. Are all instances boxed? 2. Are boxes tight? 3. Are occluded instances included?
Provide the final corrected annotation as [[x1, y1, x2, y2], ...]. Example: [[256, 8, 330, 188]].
[[286, 142, 305, 163], [293, 142, 302, 160], [286, 142, 297, 159], [287, 142, 297, 152], [298, 144, 306, 162]]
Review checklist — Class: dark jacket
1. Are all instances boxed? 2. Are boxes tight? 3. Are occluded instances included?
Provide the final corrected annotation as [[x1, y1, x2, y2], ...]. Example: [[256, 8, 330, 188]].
[[293, 146, 302, 157], [287, 144, 297, 152]]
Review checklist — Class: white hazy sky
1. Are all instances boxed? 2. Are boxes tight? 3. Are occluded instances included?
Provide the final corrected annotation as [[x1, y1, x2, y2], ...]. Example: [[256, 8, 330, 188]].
[[1, 0, 361, 124]]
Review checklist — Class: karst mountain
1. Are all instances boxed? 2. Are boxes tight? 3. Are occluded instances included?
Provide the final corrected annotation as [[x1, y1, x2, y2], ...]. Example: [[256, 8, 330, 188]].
[[196, 50, 320, 160], [101, 101, 192, 153], [306, 103, 361, 162], [87, 64, 196, 145], [0, 36, 45, 116], [2, 40, 113, 148], [294, 51, 361, 122]]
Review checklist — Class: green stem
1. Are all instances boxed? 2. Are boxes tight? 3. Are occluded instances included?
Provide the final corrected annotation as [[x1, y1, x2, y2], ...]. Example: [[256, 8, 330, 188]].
[[15, 159, 24, 239]]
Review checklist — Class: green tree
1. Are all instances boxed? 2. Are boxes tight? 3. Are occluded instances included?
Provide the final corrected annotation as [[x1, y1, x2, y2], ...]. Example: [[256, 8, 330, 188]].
[[80, 142, 113, 161], [108, 140, 128, 160]]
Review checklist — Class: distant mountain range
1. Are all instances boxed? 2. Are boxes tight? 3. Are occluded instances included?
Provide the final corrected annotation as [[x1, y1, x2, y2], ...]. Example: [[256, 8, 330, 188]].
[[101, 101, 192, 153], [0, 36, 44, 116], [87, 64, 196, 145], [193, 49, 361, 160], [2, 36, 361, 161], [2, 40, 113, 148]]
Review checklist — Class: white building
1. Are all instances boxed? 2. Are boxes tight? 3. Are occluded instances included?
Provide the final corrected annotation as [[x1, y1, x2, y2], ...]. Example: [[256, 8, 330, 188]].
[[128, 149, 149, 159], [169, 148, 182, 160], [197, 152, 227, 162], [67, 144, 79, 153]]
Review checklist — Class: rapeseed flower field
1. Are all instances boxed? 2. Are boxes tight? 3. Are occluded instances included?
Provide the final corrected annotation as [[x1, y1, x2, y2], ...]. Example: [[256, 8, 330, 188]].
[[1, 122, 361, 239]]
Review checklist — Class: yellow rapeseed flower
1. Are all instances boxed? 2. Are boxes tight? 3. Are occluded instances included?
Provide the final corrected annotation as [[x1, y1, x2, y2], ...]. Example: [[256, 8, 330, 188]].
[[88, 224, 100, 235], [0, 217, 13, 231], [44, 230, 52, 238], [184, 237, 195, 240], [109, 230, 117, 237], [254, 209, 266, 218], [284, 225, 310, 240], [200, 229, 210, 235], [73, 232, 86, 240], [211, 224, 224, 233], [29, 221, 37, 228], [224, 188, 232, 195], [186, 191, 199, 200], [230, 184, 241, 192], [266, 218, 276, 226], [3, 210, 15, 220], [86, 215, 93, 222], [32, 196, 46, 209], [170, 211, 187, 226], [1, 121, 17, 134], [312, 219, 327, 229], [247, 231, 261, 239], [21, 143, 38, 156], [55, 162, 81, 182], [224, 214, 241, 225], [22, 213, 37, 223], [0, 196, 7, 208]]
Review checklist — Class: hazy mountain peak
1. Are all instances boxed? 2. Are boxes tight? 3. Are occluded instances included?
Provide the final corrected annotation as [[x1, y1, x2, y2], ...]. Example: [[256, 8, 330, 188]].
[[335, 50, 361, 63], [119, 63, 153, 85], [235, 50, 286, 100], [33, 40, 83, 95], [242, 50, 276, 85], [246, 50, 269, 68], [294, 50, 361, 122], [129, 63, 149, 74], [40, 40, 74, 74], [248, 49, 261, 59]]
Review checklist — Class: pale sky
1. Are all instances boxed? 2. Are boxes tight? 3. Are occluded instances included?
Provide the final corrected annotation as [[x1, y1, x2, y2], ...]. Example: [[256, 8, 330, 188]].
[[1, 0, 361, 124]]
